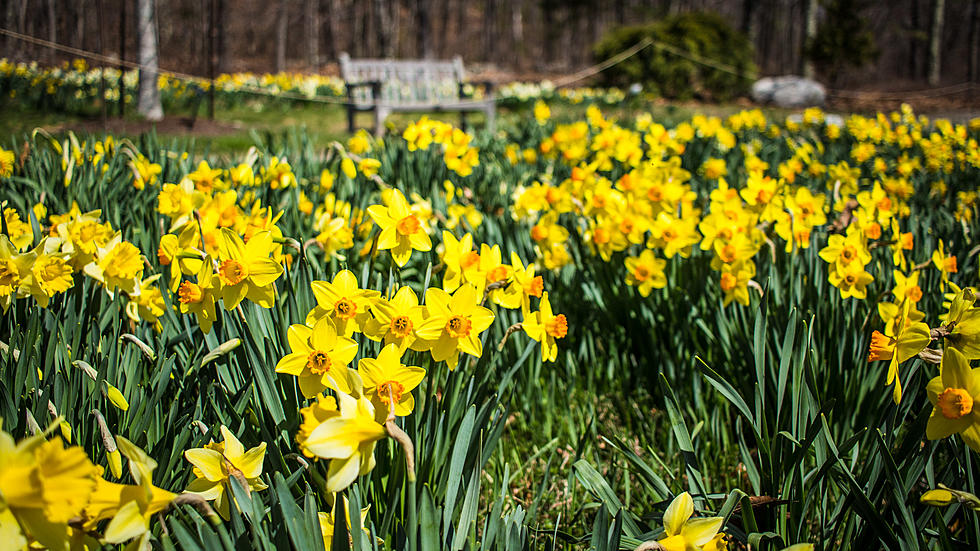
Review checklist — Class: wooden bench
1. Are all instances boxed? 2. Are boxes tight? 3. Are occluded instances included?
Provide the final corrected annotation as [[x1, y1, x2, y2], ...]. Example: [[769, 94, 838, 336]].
[[339, 52, 496, 137]]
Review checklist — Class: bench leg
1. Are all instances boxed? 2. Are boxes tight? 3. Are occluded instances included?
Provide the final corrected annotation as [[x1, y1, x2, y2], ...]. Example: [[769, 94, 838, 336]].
[[459, 112, 467, 131], [347, 106, 356, 134], [374, 107, 390, 137], [485, 105, 496, 134]]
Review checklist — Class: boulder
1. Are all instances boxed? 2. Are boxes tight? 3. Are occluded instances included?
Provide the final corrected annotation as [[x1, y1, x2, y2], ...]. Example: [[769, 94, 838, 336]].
[[751, 76, 826, 108]]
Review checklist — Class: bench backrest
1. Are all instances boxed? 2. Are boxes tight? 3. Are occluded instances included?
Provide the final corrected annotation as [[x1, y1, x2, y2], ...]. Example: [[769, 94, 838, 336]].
[[339, 53, 466, 105]]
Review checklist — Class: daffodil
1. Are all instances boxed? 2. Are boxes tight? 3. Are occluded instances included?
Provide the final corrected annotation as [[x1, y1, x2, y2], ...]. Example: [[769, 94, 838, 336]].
[[84, 234, 144, 296], [867, 300, 930, 403], [158, 222, 204, 292], [719, 260, 755, 307], [0, 423, 102, 551], [319, 497, 371, 549], [307, 270, 381, 336], [495, 252, 544, 310], [302, 387, 387, 492], [296, 395, 341, 458], [276, 317, 357, 398], [363, 286, 427, 351], [522, 292, 568, 362], [818, 228, 871, 275], [177, 257, 220, 334], [932, 240, 958, 283], [926, 346, 980, 452], [654, 492, 724, 551], [216, 228, 284, 309], [415, 284, 495, 369], [183, 426, 268, 519], [624, 249, 667, 297], [84, 437, 176, 548], [828, 262, 874, 300], [367, 189, 432, 266], [359, 343, 426, 417]]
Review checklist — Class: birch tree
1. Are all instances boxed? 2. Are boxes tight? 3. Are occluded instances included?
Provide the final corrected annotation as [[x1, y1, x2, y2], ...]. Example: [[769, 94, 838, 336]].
[[137, 0, 163, 121]]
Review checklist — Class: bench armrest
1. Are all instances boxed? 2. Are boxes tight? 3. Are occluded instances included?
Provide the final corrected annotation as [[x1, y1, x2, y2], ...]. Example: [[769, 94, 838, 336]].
[[346, 80, 383, 100]]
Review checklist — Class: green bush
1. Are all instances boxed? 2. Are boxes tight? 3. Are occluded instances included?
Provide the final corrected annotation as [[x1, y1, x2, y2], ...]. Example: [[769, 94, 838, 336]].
[[593, 12, 756, 101]]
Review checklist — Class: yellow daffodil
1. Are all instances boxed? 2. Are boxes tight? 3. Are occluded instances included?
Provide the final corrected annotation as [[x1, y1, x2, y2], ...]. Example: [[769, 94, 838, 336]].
[[177, 256, 220, 334], [363, 286, 427, 351], [655, 492, 724, 551], [216, 228, 284, 309], [522, 292, 568, 362], [818, 229, 871, 274], [828, 262, 874, 300], [307, 270, 381, 337], [359, 343, 426, 417], [367, 189, 432, 267], [183, 426, 268, 520], [319, 497, 371, 548], [925, 347, 980, 452], [302, 387, 386, 492], [276, 317, 357, 398], [496, 252, 544, 310], [0, 423, 101, 551], [625, 249, 667, 297], [84, 437, 176, 548], [415, 284, 495, 370], [867, 300, 931, 403], [158, 222, 204, 292], [932, 241, 958, 282], [719, 260, 755, 307], [84, 234, 144, 296], [296, 395, 341, 458]]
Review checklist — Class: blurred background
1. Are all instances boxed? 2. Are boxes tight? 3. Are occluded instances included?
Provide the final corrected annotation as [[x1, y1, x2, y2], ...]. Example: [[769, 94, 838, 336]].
[[4, 0, 979, 89]]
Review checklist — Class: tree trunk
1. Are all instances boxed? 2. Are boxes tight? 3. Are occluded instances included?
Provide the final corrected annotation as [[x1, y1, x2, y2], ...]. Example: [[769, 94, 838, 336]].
[[276, 0, 288, 72], [308, 0, 320, 67], [323, 0, 338, 61], [928, 0, 944, 85], [375, 0, 393, 57], [969, 0, 979, 82], [802, 0, 818, 78], [416, 0, 432, 58], [46, 0, 56, 63], [137, 0, 163, 121], [511, 0, 524, 69]]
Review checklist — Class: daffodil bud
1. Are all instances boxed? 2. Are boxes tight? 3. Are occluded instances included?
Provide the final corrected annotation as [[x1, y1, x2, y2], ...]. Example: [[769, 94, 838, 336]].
[[104, 383, 130, 411], [341, 157, 356, 179], [920, 488, 955, 506], [108, 448, 123, 479]]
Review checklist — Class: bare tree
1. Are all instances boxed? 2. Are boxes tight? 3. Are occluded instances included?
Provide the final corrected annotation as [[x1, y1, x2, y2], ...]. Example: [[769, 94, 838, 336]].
[[137, 0, 163, 121], [802, 0, 818, 78], [276, 0, 288, 71], [969, 0, 979, 82], [928, 0, 944, 84]]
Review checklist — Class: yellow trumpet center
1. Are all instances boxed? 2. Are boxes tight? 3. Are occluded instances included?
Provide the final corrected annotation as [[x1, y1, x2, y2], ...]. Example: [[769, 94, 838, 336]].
[[378, 380, 406, 405], [720, 272, 737, 292], [178, 281, 203, 304], [396, 214, 421, 236], [306, 351, 332, 375], [0, 259, 19, 288], [545, 314, 568, 339], [334, 297, 358, 320], [219, 259, 248, 285], [390, 315, 413, 338], [445, 315, 472, 339], [938, 387, 973, 420]]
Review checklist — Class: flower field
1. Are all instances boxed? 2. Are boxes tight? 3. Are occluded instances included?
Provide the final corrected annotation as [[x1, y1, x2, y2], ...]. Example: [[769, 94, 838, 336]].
[[2, 95, 980, 550]]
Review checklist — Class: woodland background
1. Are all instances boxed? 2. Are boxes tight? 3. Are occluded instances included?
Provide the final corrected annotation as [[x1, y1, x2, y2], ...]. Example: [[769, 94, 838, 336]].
[[4, 0, 980, 90]]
